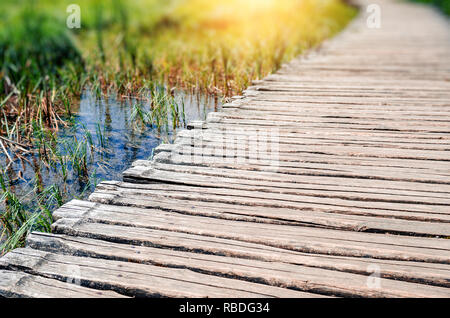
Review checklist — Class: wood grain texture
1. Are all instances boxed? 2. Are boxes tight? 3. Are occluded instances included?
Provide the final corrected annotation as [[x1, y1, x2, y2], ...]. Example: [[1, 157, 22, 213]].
[[25, 232, 450, 289], [0, 270, 127, 298], [0, 248, 313, 298]]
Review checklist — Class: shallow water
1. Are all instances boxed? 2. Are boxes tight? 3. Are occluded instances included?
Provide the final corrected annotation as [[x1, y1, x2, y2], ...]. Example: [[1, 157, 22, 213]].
[[0, 89, 222, 209], [67, 89, 222, 182]]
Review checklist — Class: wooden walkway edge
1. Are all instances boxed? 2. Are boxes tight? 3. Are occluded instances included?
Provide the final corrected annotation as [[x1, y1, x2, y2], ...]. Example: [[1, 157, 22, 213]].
[[1, 0, 449, 298]]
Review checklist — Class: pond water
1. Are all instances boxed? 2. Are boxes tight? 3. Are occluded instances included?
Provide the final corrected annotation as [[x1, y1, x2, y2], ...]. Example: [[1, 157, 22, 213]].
[[0, 89, 222, 210]]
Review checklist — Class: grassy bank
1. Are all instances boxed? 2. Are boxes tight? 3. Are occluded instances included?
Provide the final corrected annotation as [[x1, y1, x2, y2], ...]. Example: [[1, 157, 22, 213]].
[[0, 0, 356, 254]]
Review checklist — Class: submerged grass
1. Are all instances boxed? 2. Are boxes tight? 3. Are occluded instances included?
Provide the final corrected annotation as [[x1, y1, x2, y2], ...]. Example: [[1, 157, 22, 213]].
[[0, 0, 357, 253], [1, 167, 59, 252], [0, 88, 191, 254]]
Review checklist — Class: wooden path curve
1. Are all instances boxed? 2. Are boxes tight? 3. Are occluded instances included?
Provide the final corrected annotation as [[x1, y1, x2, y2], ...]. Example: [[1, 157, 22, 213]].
[[1, 0, 449, 297]]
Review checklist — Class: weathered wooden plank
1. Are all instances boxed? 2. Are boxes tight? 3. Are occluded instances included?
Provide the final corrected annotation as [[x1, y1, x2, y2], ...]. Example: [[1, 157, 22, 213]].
[[248, 97, 450, 109], [98, 175, 448, 214], [214, 112, 450, 127], [45, 219, 450, 276], [190, 122, 450, 143], [258, 77, 450, 91], [210, 111, 450, 128], [25, 233, 450, 296], [46, 218, 450, 294], [272, 71, 449, 81], [247, 94, 450, 106], [96, 180, 450, 225], [186, 119, 450, 138], [229, 99, 450, 110], [175, 131, 450, 153], [171, 139, 450, 175], [0, 270, 127, 298], [189, 123, 450, 141], [92, 180, 450, 221], [152, 151, 450, 186], [248, 84, 450, 93], [203, 118, 450, 134], [126, 163, 450, 203], [174, 138, 450, 158], [28, 232, 450, 287], [181, 125, 450, 145], [250, 88, 450, 99], [180, 125, 450, 141], [0, 248, 312, 298], [145, 160, 450, 196], [123, 167, 450, 222], [159, 151, 450, 185], [170, 137, 450, 178], [53, 201, 450, 263], [226, 107, 450, 120], [88, 184, 450, 237]]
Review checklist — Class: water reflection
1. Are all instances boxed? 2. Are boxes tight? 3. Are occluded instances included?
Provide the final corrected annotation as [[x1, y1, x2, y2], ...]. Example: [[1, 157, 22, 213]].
[[1, 89, 222, 205]]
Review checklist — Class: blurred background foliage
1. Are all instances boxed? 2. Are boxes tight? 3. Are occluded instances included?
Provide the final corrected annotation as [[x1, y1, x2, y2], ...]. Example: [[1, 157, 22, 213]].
[[410, 0, 450, 15]]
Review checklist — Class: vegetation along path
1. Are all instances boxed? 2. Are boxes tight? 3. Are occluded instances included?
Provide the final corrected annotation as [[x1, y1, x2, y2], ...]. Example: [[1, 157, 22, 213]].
[[1, 0, 449, 297]]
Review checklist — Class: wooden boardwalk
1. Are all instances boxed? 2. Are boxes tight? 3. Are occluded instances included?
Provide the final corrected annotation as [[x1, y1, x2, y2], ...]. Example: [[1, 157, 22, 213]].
[[1, 0, 449, 297]]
